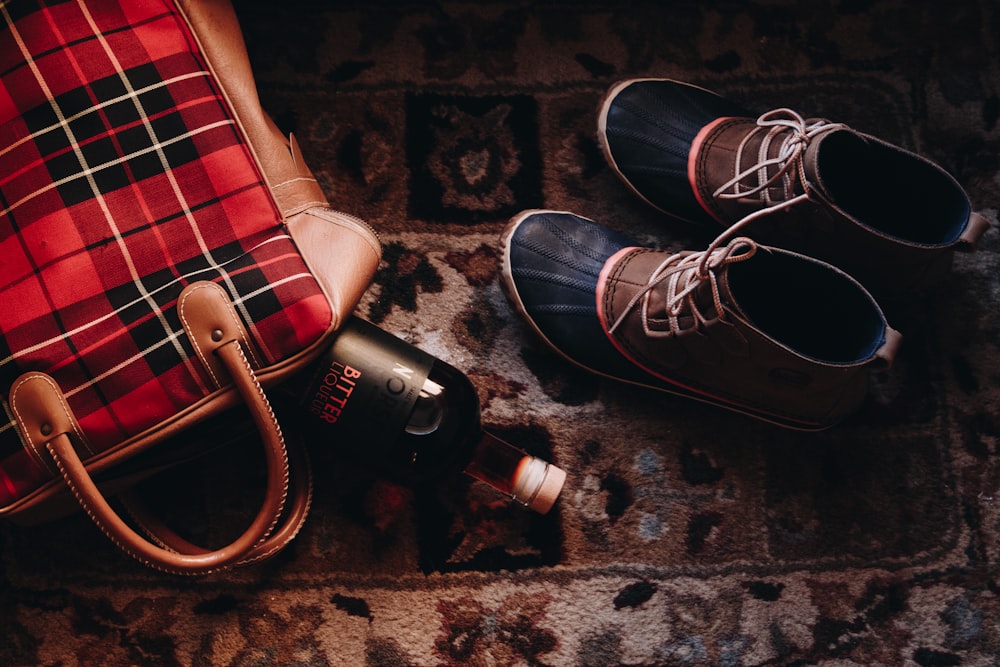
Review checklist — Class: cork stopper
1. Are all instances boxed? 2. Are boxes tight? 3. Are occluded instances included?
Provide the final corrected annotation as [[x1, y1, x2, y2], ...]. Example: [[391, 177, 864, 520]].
[[511, 456, 567, 514]]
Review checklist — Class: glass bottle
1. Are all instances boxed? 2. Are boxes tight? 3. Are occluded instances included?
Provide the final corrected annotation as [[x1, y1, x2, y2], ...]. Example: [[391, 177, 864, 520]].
[[291, 317, 565, 514]]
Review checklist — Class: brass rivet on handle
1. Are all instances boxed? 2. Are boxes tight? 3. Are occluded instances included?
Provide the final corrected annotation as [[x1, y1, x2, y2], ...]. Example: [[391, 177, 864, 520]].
[[211, 328, 224, 342], [40, 423, 52, 436]]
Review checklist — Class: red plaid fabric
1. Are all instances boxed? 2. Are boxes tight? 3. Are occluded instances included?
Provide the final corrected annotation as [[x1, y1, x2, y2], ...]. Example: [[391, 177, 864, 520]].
[[0, 0, 332, 506]]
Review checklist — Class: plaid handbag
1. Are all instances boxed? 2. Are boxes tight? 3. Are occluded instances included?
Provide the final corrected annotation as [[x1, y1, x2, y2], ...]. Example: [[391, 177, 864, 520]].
[[0, 0, 381, 574]]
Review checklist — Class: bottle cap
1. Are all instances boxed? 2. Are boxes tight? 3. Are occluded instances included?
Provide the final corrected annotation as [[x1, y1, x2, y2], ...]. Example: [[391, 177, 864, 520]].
[[511, 457, 567, 514]]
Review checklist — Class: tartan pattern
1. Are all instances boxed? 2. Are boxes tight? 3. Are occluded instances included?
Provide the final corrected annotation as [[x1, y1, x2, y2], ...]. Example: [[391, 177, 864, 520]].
[[0, 0, 333, 506]]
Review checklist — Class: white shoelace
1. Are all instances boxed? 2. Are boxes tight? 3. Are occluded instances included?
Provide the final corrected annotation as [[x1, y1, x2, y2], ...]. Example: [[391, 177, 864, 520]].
[[606, 236, 758, 337], [714, 108, 845, 209]]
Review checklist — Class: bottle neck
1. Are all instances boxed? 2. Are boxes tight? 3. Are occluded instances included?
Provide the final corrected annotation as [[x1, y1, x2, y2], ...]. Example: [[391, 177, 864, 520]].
[[462, 431, 566, 514]]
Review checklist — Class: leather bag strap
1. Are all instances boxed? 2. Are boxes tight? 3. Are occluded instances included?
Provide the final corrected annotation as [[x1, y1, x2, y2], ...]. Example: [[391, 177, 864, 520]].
[[118, 432, 313, 567], [9, 282, 306, 575]]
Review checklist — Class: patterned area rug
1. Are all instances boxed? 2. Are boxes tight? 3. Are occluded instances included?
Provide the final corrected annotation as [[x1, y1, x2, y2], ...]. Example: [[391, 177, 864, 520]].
[[3, 1, 1000, 665]]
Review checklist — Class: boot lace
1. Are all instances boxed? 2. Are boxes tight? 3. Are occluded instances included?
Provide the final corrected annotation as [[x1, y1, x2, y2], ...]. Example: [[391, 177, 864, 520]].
[[713, 109, 845, 227], [607, 236, 758, 337]]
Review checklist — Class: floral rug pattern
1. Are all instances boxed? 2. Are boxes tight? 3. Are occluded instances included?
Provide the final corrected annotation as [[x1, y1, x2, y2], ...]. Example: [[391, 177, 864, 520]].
[[3, 1, 1000, 665]]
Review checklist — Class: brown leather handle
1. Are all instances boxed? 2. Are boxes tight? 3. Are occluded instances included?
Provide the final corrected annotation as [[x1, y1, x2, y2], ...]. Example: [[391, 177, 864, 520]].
[[10, 280, 312, 575], [37, 338, 294, 575], [120, 428, 313, 567]]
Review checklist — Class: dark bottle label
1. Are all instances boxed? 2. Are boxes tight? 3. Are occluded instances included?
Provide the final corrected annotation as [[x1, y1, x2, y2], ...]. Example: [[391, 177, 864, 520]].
[[299, 319, 434, 452]]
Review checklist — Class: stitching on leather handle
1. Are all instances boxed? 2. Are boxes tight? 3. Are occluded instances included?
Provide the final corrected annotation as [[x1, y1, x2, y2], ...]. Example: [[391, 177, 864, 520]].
[[10, 373, 93, 474], [178, 283, 222, 387], [179, 281, 263, 385], [217, 340, 289, 542]]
